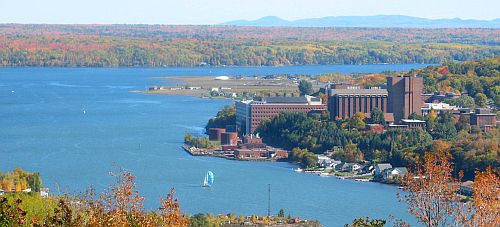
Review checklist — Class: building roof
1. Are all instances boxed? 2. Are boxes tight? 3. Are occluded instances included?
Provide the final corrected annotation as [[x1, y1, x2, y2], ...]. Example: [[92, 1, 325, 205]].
[[376, 163, 393, 170], [402, 119, 426, 123], [330, 89, 388, 96], [422, 102, 458, 110], [214, 76, 230, 80], [262, 96, 309, 104], [393, 167, 408, 174], [461, 181, 474, 188]]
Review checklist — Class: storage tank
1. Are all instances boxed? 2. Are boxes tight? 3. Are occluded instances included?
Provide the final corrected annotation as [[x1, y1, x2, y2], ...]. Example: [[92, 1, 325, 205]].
[[220, 132, 238, 145], [208, 128, 226, 141]]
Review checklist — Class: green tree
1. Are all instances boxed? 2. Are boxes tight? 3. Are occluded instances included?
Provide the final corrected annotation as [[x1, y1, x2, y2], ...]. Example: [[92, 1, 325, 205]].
[[27, 172, 42, 192], [444, 95, 475, 109], [205, 105, 236, 132], [345, 217, 386, 227], [290, 148, 318, 168], [369, 108, 385, 125], [474, 93, 488, 107], [408, 112, 424, 120], [278, 209, 285, 218], [298, 80, 313, 96], [431, 112, 457, 140], [348, 112, 366, 131]]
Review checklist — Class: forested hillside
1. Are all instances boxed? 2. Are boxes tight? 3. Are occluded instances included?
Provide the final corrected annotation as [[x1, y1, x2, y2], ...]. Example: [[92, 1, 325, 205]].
[[405, 57, 500, 106], [0, 24, 498, 67]]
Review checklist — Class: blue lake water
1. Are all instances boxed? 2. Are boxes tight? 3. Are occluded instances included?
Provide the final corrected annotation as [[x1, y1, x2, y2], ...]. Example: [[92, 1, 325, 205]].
[[0, 65, 427, 226]]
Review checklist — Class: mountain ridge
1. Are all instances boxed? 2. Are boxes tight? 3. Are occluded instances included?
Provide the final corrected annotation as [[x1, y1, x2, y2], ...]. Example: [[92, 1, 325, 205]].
[[221, 15, 500, 28]]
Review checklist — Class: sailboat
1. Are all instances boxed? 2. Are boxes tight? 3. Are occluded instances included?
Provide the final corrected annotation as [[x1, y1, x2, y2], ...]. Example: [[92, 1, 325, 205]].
[[203, 171, 214, 187]]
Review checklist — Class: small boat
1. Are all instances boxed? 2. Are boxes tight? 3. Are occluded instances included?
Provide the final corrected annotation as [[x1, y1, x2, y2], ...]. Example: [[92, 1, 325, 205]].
[[355, 179, 370, 182], [203, 171, 214, 187], [293, 168, 303, 172], [319, 172, 330, 177]]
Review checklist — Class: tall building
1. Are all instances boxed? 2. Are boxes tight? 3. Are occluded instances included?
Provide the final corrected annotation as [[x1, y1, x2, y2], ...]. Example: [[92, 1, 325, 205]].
[[387, 76, 423, 122], [327, 76, 423, 123], [328, 88, 388, 119], [236, 96, 326, 135]]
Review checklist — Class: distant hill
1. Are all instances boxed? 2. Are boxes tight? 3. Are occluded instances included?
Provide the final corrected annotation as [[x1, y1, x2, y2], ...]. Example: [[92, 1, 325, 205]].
[[0, 24, 498, 67], [221, 15, 500, 28]]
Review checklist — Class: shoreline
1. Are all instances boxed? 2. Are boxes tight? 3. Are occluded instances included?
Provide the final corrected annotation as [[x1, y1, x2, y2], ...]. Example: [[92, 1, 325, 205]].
[[181, 144, 399, 186], [0, 63, 437, 69], [136, 74, 306, 98], [182, 145, 287, 163]]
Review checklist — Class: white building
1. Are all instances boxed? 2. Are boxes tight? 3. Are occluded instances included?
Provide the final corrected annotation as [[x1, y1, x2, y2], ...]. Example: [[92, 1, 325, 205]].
[[421, 103, 458, 116], [215, 76, 230, 80]]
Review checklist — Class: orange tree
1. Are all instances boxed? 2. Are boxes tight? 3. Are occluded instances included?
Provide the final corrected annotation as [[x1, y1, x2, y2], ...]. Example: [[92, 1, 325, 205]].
[[398, 140, 460, 227], [456, 167, 500, 227]]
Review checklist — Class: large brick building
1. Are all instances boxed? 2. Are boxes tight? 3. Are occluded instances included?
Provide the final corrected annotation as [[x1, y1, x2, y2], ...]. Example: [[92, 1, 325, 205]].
[[470, 108, 497, 131], [327, 76, 423, 123], [387, 76, 424, 122], [236, 96, 326, 135], [328, 88, 388, 119]]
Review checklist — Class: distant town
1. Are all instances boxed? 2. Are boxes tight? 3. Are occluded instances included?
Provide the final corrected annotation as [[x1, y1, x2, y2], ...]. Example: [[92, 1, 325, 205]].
[[178, 58, 498, 190]]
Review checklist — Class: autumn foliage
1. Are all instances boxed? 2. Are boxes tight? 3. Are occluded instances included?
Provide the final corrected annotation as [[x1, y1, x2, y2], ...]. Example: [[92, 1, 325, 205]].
[[399, 140, 500, 227], [0, 24, 498, 67], [0, 169, 189, 227], [456, 167, 500, 227]]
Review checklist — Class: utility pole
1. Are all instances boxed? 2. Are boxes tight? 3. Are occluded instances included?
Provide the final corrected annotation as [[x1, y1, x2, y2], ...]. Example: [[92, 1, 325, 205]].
[[268, 184, 271, 217]]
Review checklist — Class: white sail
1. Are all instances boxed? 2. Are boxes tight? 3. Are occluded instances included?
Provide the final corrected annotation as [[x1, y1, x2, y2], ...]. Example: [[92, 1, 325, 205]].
[[203, 171, 214, 187], [203, 173, 209, 187]]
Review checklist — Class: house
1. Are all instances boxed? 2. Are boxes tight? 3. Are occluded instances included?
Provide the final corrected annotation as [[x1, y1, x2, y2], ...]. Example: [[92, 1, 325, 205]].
[[350, 163, 364, 172], [22, 188, 32, 193], [319, 158, 341, 169], [335, 162, 350, 172], [375, 163, 393, 177], [383, 167, 408, 180], [359, 165, 374, 174], [460, 181, 474, 196], [0, 189, 4, 195], [40, 188, 50, 197]]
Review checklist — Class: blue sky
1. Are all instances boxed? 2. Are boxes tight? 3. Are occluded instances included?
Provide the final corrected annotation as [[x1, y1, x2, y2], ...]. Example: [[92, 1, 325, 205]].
[[0, 0, 498, 24]]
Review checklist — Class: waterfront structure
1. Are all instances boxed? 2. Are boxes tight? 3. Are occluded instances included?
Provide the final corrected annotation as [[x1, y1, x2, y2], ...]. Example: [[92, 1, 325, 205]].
[[387, 76, 424, 122], [470, 108, 497, 131], [328, 87, 388, 119], [236, 96, 326, 134], [234, 148, 288, 159]]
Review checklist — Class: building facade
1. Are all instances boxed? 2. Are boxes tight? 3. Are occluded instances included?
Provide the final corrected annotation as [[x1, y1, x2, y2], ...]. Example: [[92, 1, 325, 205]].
[[327, 76, 423, 123], [236, 96, 326, 135], [387, 76, 424, 122], [470, 108, 497, 131], [328, 88, 388, 119]]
